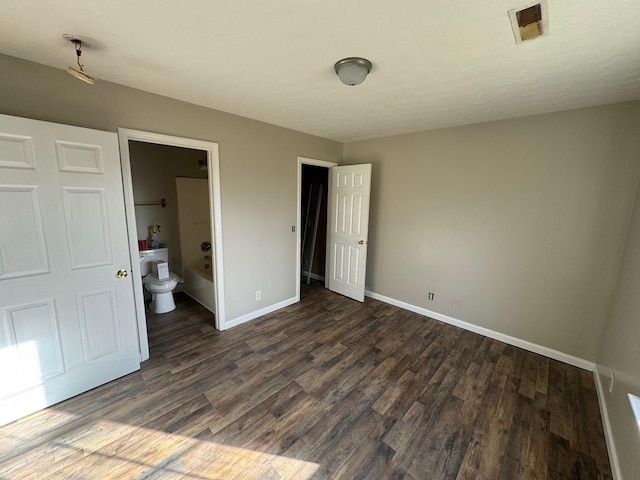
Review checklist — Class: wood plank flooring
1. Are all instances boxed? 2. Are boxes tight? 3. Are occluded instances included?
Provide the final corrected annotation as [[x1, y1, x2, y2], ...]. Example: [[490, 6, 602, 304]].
[[0, 283, 612, 479]]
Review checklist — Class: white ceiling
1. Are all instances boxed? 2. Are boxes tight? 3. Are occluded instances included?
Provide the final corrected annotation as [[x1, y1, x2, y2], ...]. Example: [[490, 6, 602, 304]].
[[1, 1, 640, 142]]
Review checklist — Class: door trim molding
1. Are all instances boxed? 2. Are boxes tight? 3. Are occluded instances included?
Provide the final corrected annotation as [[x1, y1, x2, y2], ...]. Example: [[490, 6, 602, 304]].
[[296, 157, 337, 301], [118, 129, 226, 360]]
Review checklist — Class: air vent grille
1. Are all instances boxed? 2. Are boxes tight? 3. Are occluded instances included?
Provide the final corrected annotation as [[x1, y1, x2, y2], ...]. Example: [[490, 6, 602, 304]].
[[508, 1, 548, 44]]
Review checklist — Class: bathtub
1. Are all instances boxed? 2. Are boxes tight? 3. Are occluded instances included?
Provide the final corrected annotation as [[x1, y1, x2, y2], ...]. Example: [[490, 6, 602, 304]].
[[183, 264, 216, 315]]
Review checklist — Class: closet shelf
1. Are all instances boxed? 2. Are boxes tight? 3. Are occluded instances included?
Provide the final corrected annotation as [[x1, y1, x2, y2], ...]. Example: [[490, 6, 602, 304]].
[[134, 198, 167, 208]]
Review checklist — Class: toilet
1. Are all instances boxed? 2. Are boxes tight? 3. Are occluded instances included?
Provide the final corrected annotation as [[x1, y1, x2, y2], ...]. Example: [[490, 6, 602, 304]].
[[140, 248, 183, 314]]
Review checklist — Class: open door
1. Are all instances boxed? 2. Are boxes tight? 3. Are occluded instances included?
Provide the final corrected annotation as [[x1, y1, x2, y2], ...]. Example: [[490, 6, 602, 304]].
[[0, 114, 140, 425], [328, 164, 372, 302]]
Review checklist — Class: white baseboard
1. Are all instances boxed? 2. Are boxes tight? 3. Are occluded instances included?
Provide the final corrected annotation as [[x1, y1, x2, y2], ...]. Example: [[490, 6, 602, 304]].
[[224, 296, 298, 330], [302, 271, 325, 282], [364, 290, 596, 372], [593, 366, 622, 480]]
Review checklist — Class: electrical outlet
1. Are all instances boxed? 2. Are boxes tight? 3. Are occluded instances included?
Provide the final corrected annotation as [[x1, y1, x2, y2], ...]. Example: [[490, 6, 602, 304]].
[[255, 290, 262, 301], [428, 292, 435, 301], [452, 298, 461, 309], [609, 372, 615, 393]]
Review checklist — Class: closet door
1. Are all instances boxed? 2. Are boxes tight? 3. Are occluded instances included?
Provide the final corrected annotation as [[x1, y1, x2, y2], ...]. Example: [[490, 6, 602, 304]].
[[328, 164, 371, 302]]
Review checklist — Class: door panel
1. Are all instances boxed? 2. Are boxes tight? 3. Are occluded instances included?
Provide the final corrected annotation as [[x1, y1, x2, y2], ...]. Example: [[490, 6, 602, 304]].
[[328, 164, 371, 302], [2, 299, 65, 392], [0, 185, 49, 278], [77, 288, 121, 362], [0, 114, 140, 425]]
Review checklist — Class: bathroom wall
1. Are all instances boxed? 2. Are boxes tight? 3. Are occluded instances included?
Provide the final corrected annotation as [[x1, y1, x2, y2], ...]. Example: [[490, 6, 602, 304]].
[[130, 141, 208, 277], [176, 177, 212, 274]]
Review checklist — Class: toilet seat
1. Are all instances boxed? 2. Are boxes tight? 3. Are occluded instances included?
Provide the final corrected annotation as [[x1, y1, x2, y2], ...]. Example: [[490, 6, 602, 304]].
[[143, 272, 182, 288]]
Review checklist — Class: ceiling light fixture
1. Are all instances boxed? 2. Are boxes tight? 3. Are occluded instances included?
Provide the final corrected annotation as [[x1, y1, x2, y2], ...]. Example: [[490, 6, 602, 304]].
[[63, 34, 96, 85], [334, 57, 372, 86]]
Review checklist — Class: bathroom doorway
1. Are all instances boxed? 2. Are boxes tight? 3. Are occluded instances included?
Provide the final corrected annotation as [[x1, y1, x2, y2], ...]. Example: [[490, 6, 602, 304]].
[[119, 129, 225, 361], [129, 142, 206, 279]]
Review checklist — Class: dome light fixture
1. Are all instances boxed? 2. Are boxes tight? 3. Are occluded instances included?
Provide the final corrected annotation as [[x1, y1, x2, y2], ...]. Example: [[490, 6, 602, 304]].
[[334, 57, 372, 86], [63, 34, 96, 85]]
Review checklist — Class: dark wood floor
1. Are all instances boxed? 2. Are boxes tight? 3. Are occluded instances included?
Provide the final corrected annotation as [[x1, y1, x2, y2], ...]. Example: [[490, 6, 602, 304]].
[[0, 283, 612, 479]]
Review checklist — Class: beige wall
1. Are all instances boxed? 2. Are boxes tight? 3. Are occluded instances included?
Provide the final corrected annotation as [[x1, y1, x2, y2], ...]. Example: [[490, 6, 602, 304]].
[[129, 141, 208, 277], [344, 103, 640, 361], [0, 54, 342, 321], [597, 172, 640, 478], [3, 51, 640, 477]]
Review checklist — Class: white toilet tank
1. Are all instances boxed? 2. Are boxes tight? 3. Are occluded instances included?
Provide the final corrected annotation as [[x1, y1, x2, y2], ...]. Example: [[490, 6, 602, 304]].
[[139, 248, 169, 276]]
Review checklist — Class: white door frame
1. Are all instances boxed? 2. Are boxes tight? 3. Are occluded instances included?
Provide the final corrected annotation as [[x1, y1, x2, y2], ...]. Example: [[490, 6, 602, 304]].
[[296, 156, 337, 301], [118, 129, 226, 360]]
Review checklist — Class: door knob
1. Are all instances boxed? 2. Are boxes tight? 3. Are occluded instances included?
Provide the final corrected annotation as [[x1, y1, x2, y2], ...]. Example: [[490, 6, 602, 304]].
[[358, 240, 367, 245], [116, 269, 128, 278]]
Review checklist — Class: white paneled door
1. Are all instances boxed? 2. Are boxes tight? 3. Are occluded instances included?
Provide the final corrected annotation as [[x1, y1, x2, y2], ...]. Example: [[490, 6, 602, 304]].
[[0, 114, 140, 425], [328, 164, 371, 302]]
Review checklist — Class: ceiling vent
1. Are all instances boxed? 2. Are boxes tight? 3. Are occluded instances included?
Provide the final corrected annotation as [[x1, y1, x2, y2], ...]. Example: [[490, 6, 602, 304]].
[[508, 0, 548, 44]]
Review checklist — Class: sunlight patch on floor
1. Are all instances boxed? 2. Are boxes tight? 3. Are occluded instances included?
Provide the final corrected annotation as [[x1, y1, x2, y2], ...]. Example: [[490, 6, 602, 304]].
[[0, 419, 319, 479]]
